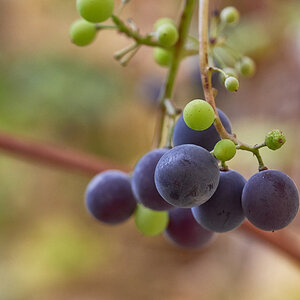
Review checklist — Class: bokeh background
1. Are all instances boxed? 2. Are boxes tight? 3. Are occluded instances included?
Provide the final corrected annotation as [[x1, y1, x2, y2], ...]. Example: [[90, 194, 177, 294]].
[[0, 0, 300, 299]]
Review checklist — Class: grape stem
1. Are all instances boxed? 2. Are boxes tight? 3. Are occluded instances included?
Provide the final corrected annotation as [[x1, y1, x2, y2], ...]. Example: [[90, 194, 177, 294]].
[[198, 0, 267, 171], [155, 0, 195, 148]]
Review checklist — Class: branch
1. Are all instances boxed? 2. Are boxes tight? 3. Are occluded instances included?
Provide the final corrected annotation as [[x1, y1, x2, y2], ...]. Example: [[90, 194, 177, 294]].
[[0, 130, 299, 266]]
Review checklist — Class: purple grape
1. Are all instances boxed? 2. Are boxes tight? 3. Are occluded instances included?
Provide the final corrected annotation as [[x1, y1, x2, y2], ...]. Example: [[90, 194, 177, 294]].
[[165, 208, 215, 249], [85, 170, 136, 225], [192, 169, 246, 233], [172, 109, 232, 151], [154, 144, 220, 208], [242, 170, 299, 231], [132, 148, 173, 211]]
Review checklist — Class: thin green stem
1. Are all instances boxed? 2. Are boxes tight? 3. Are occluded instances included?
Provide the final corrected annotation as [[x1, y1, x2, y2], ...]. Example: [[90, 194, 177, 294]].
[[95, 24, 118, 30], [114, 43, 138, 60], [155, 0, 195, 148]]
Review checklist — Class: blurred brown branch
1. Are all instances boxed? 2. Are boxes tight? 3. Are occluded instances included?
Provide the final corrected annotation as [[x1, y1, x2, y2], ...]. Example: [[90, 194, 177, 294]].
[[0, 130, 299, 266]]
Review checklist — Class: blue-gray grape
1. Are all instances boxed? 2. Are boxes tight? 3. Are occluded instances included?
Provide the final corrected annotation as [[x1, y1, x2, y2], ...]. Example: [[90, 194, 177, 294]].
[[242, 170, 299, 231], [85, 170, 136, 225], [192, 170, 246, 233], [172, 109, 232, 151], [165, 208, 215, 249], [154, 144, 220, 208], [132, 149, 173, 211]]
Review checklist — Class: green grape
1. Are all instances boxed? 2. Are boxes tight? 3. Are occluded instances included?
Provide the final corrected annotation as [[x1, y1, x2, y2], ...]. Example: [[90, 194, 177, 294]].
[[76, 0, 114, 23], [220, 67, 238, 85], [154, 18, 176, 31], [220, 6, 240, 24], [265, 129, 286, 150], [134, 204, 169, 236], [70, 19, 97, 47], [183, 99, 215, 131], [156, 24, 179, 47], [213, 139, 236, 161], [153, 47, 172, 67], [237, 56, 256, 77], [225, 76, 239, 92]]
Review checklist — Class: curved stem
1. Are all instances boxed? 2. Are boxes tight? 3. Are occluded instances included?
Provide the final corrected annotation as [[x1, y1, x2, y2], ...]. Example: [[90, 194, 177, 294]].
[[198, 0, 267, 171]]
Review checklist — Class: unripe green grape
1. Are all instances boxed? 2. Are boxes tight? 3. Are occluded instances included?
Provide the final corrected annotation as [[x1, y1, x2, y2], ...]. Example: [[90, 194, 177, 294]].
[[76, 0, 114, 23], [70, 19, 97, 46], [225, 76, 239, 92], [265, 129, 286, 150], [237, 56, 256, 77], [213, 139, 236, 161], [183, 99, 215, 131], [154, 18, 176, 31], [220, 67, 238, 85], [134, 204, 169, 236], [153, 47, 172, 67], [156, 24, 179, 47], [220, 6, 240, 24]]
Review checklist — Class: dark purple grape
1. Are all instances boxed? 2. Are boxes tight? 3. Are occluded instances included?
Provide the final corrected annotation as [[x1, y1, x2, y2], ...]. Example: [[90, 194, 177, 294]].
[[242, 170, 299, 231], [172, 109, 232, 151], [85, 170, 136, 225], [132, 148, 173, 211], [165, 208, 215, 249], [154, 144, 220, 208], [192, 169, 246, 233]]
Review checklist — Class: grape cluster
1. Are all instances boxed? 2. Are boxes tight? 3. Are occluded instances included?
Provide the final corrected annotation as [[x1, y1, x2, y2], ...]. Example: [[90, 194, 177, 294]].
[[85, 99, 299, 249], [71, 3, 299, 250]]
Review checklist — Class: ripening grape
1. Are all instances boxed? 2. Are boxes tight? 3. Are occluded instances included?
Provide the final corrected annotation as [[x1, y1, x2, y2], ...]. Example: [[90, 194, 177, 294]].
[[134, 204, 169, 236], [225, 76, 239, 92], [85, 170, 136, 224], [213, 139, 236, 161], [183, 99, 215, 131], [132, 149, 173, 211], [155, 144, 220, 208], [76, 0, 114, 23], [192, 170, 246, 233], [165, 208, 215, 249], [156, 23, 179, 47], [153, 47, 172, 67], [242, 170, 299, 231], [220, 6, 240, 24], [237, 56, 256, 77], [173, 109, 232, 151], [265, 129, 286, 150], [154, 18, 176, 31], [70, 19, 97, 46]]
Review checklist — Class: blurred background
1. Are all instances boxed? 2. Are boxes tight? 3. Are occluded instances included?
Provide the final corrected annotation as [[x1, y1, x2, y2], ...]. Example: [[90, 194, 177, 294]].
[[0, 0, 300, 299]]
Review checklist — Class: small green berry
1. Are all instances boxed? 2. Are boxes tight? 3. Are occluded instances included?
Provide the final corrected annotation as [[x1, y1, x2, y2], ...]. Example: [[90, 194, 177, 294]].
[[134, 204, 169, 236], [156, 24, 179, 47], [76, 0, 114, 23], [183, 99, 215, 131], [213, 139, 236, 161], [225, 76, 239, 92], [265, 129, 286, 150], [153, 47, 172, 67], [237, 56, 256, 77], [220, 67, 238, 85], [220, 6, 240, 24], [70, 19, 97, 46], [154, 18, 176, 31]]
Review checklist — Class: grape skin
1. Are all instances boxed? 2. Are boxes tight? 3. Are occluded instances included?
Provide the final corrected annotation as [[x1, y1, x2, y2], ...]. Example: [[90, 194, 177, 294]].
[[85, 170, 136, 225], [154, 144, 220, 208], [242, 170, 299, 231], [165, 208, 215, 249], [132, 148, 173, 211], [192, 170, 246, 233], [172, 109, 232, 151]]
